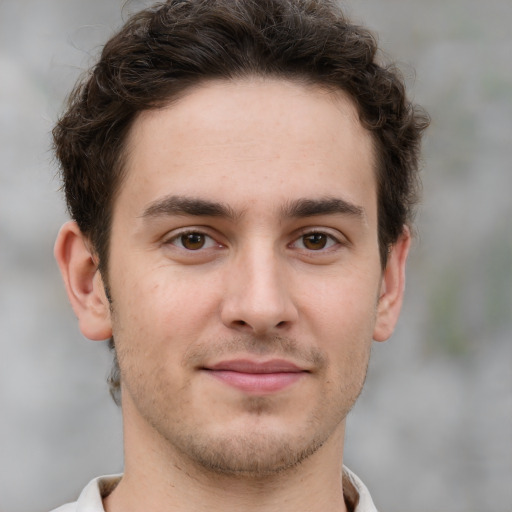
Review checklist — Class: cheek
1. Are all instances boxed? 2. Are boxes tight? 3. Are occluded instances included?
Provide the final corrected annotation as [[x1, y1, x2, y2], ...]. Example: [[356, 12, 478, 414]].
[[109, 263, 222, 351], [303, 271, 379, 371], [305, 271, 380, 333]]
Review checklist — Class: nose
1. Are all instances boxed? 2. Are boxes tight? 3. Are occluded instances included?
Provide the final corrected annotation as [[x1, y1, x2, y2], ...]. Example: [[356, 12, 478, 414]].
[[220, 246, 298, 335]]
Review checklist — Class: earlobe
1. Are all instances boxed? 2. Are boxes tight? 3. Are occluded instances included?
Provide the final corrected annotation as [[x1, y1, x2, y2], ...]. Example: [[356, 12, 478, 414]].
[[373, 226, 411, 342], [54, 221, 113, 341]]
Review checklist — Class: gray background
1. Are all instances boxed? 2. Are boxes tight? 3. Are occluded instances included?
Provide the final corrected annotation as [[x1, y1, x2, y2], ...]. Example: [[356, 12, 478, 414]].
[[1, 1, 511, 511]]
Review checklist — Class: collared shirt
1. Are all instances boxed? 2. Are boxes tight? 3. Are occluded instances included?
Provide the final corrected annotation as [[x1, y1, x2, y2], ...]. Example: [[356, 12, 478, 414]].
[[50, 466, 378, 512]]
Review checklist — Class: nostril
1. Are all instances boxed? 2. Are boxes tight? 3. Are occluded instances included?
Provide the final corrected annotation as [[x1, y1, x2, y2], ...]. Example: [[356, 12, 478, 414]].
[[276, 321, 286, 328]]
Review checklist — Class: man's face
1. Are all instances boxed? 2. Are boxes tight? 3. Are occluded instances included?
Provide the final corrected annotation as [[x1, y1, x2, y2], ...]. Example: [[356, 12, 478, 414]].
[[100, 79, 401, 475]]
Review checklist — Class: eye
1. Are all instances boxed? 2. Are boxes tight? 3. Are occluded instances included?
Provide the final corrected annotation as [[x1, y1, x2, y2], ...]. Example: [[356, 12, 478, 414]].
[[168, 231, 218, 250], [293, 231, 339, 251]]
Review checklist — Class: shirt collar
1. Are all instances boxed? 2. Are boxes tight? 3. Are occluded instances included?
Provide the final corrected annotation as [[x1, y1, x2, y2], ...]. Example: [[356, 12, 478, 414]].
[[342, 466, 378, 512], [74, 466, 377, 512], [75, 474, 121, 512]]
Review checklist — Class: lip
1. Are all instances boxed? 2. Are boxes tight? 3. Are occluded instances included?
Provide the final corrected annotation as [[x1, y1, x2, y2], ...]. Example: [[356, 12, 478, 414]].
[[202, 359, 307, 394]]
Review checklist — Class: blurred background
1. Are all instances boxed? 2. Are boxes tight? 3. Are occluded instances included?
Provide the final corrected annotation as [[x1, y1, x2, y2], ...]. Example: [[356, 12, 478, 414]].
[[0, 0, 511, 511]]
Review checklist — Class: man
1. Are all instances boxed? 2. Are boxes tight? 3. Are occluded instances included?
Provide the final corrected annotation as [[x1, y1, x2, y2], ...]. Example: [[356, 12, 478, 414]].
[[52, 0, 428, 511]]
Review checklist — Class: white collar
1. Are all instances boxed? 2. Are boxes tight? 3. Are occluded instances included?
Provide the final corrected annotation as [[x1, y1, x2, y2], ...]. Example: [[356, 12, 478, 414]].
[[62, 466, 377, 512]]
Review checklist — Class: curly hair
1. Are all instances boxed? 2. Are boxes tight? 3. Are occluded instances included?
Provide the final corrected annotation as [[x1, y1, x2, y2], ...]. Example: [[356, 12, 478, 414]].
[[53, 0, 429, 404]]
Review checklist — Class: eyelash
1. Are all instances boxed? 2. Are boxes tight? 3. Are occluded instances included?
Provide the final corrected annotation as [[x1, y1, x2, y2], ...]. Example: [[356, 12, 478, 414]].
[[165, 228, 344, 252], [290, 230, 342, 251], [166, 229, 220, 251]]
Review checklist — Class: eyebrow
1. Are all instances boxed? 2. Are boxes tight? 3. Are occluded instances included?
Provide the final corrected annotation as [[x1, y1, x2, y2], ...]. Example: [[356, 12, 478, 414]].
[[281, 197, 365, 220], [141, 195, 240, 220], [141, 194, 365, 222]]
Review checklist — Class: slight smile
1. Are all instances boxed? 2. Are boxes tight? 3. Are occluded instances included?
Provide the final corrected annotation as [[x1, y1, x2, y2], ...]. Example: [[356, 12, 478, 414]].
[[202, 359, 309, 394]]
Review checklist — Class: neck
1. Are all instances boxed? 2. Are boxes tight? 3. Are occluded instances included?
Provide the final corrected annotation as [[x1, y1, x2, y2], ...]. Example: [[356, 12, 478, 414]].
[[104, 398, 348, 512]]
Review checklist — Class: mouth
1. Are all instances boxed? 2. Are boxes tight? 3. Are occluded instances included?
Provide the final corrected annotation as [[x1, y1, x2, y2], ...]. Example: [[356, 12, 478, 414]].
[[201, 359, 308, 395]]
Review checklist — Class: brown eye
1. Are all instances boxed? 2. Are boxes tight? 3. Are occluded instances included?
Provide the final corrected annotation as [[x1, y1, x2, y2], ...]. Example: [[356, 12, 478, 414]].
[[168, 230, 219, 251], [302, 233, 328, 250], [180, 232, 206, 250]]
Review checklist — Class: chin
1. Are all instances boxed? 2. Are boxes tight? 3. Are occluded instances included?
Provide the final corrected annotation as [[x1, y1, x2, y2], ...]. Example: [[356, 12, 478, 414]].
[[171, 427, 329, 477]]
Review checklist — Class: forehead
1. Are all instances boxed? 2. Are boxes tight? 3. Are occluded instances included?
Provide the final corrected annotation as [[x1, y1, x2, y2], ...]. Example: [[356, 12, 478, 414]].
[[119, 78, 376, 219]]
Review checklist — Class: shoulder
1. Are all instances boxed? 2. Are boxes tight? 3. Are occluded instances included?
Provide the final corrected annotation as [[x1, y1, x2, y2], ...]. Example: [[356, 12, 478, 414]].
[[48, 474, 122, 512], [343, 466, 378, 512], [48, 503, 77, 512]]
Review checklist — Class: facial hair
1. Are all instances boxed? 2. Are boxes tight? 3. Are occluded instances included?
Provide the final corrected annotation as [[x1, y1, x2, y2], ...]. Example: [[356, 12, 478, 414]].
[[117, 331, 369, 478]]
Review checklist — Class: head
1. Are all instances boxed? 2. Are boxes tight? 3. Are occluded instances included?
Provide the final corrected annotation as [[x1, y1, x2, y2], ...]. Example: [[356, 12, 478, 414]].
[[54, 0, 427, 276], [54, 0, 428, 476]]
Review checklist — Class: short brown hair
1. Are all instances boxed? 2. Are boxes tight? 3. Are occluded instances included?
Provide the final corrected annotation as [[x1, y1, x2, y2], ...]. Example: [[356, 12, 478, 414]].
[[53, 0, 429, 403]]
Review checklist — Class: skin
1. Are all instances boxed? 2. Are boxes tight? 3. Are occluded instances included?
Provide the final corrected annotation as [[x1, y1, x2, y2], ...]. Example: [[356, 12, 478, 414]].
[[55, 78, 410, 512]]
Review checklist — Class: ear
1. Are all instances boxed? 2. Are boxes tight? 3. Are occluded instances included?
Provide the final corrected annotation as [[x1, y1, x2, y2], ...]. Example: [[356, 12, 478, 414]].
[[54, 221, 112, 341], [373, 226, 411, 342]]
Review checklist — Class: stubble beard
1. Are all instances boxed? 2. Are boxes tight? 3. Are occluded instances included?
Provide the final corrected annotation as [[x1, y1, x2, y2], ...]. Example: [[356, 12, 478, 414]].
[[156, 391, 342, 479], [117, 333, 370, 479], [168, 419, 327, 478]]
